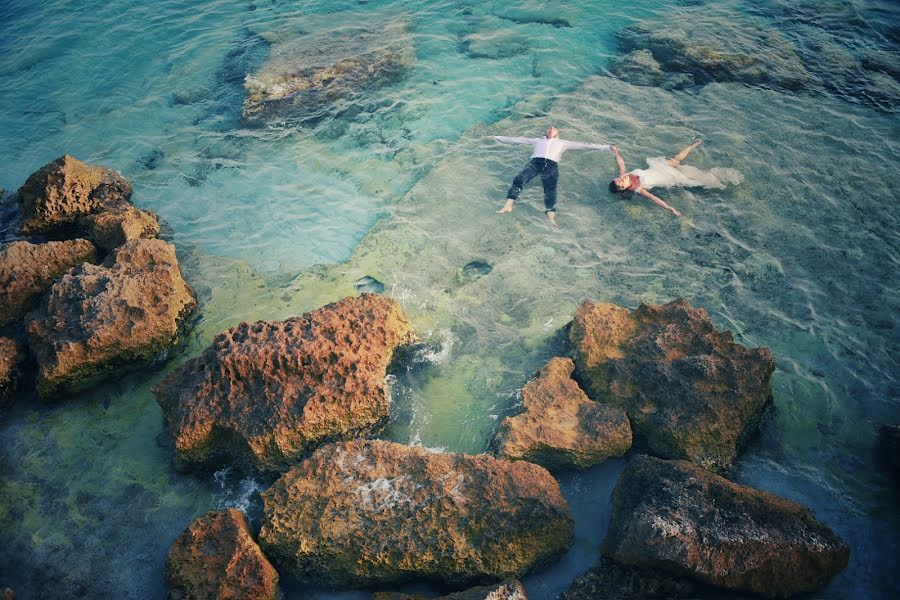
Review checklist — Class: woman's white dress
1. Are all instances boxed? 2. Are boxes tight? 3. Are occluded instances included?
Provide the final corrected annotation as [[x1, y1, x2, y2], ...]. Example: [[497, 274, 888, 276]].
[[631, 157, 743, 190]]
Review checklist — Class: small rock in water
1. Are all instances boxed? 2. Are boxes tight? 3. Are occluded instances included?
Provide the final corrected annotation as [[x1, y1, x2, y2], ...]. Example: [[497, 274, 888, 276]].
[[353, 275, 385, 294], [461, 259, 493, 282]]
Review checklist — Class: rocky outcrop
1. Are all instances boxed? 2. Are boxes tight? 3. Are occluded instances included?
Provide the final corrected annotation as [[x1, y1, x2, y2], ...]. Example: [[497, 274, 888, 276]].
[[877, 425, 900, 479], [17, 155, 133, 236], [153, 294, 416, 473], [166, 509, 279, 600], [259, 440, 574, 588], [242, 22, 413, 125], [491, 358, 631, 469], [435, 579, 527, 600], [562, 558, 695, 600], [27, 238, 196, 398], [603, 454, 850, 598], [570, 299, 774, 473], [0, 239, 97, 327], [0, 337, 26, 408], [79, 205, 160, 252]]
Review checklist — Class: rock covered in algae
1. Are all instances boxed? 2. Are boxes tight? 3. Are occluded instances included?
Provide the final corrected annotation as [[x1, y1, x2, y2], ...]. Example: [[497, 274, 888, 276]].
[[0, 337, 26, 408], [602, 454, 850, 598], [166, 509, 279, 600], [79, 205, 160, 251], [435, 579, 528, 600], [0, 239, 97, 327], [153, 294, 417, 473], [562, 557, 695, 600], [241, 21, 414, 126], [258, 440, 574, 588], [27, 238, 196, 398], [491, 357, 631, 469], [570, 299, 774, 473], [17, 155, 133, 236]]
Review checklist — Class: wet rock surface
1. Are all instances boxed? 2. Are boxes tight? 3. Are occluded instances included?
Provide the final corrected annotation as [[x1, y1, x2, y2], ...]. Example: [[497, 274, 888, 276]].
[[0, 337, 26, 408], [79, 205, 160, 252], [27, 238, 196, 398], [562, 557, 696, 600], [153, 294, 416, 473], [259, 439, 574, 588], [435, 579, 527, 600], [603, 454, 850, 598], [491, 357, 631, 469], [0, 239, 97, 327], [242, 21, 413, 126], [17, 155, 133, 236], [166, 508, 279, 600], [570, 299, 774, 473]]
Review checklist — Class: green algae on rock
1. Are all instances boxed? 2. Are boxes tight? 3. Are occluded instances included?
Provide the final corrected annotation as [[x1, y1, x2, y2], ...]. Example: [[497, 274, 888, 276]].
[[602, 454, 850, 598], [570, 299, 774, 474], [153, 294, 417, 473], [259, 439, 573, 588]]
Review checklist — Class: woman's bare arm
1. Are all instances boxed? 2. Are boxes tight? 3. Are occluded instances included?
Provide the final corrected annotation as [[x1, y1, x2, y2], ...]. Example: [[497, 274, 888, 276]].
[[612, 146, 627, 177], [637, 188, 682, 217]]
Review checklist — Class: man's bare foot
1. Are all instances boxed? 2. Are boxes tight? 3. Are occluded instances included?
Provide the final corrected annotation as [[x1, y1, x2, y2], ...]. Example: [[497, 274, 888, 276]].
[[547, 211, 559, 227], [496, 199, 514, 214]]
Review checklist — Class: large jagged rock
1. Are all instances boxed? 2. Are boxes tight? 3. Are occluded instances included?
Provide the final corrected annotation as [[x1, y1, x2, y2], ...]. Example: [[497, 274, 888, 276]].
[[27, 238, 196, 398], [603, 455, 850, 598], [153, 294, 416, 473], [491, 357, 631, 469], [242, 21, 414, 125], [0, 239, 97, 327], [562, 558, 696, 600], [0, 337, 26, 408], [17, 155, 133, 236], [435, 579, 528, 600], [570, 299, 774, 473], [79, 205, 160, 252], [259, 440, 574, 588], [166, 509, 279, 600]]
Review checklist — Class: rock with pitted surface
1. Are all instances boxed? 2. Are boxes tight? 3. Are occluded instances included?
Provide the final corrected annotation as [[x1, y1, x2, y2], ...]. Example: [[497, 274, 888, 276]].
[[259, 440, 574, 588], [17, 155, 133, 236], [27, 238, 196, 398], [166, 509, 279, 600], [562, 558, 696, 600], [0, 337, 26, 408], [153, 294, 416, 473], [603, 454, 850, 598], [435, 579, 528, 600], [242, 21, 413, 125], [79, 205, 160, 251], [570, 299, 774, 473], [0, 239, 97, 327], [491, 357, 631, 469]]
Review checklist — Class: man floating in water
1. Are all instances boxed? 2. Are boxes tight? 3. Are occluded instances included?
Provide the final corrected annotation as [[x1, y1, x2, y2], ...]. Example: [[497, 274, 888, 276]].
[[493, 126, 614, 226]]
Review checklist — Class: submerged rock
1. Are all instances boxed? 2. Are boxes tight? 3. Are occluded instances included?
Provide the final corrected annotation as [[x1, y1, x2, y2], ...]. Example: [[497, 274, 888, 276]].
[[562, 557, 696, 600], [241, 21, 414, 125], [166, 509, 279, 600], [27, 239, 196, 398], [460, 260, 493, 283], [353, 275, 385, 295], [570, 299, 774, 473], [153, 294, 416, 473], [17, 155, 133, 236], [259, 439, 573, 588], [79, 205, 160, 252], [491, 357, 631, 469], [0, 239, 97, 327], [435, 579, 528, 600], [0, 337, 26, 408], [603, 455, 850, 598]]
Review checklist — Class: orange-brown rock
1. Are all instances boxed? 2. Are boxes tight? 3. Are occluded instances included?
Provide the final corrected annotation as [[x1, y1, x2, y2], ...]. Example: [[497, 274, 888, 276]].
[[0, 239, 97, 327], [435, 579, 528, 600], [491, 358, 631, 469], [0, 337, 26, 408], [602, 454, 850, 598], [166, 509, 279, 600], [570, 299, 774, 473], [17, 155, 132, 236], [80, 205, 160, 251], [27, 238, 196, 398], [153, 294, 416, 473], [259, 440, 574, 588]]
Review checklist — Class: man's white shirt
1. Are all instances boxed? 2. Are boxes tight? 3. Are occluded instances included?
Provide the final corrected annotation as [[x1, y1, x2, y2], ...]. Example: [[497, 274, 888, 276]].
[[493, 136, 611, 162]]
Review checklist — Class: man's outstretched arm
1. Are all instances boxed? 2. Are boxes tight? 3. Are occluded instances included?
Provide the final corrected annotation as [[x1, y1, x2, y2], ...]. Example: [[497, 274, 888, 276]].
[[492, 136, 539, 145]]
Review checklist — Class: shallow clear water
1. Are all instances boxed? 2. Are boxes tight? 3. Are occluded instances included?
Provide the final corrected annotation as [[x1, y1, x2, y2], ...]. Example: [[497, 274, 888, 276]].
[[1, 0, 899, 598]]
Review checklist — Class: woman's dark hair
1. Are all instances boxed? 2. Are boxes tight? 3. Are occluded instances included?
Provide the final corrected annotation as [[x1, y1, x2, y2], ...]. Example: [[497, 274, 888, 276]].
[[609, 180, 623, 194]]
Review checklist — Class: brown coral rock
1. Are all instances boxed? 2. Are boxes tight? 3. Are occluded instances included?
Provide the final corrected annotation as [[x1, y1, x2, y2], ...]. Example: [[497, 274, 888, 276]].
[[0, 239, 97, 327], [603, 454, 850, 598], [166, 509, 279, 600], [27, 238, 196, 398], [570, 299, 774, 473], [80, 205, 160, 251], [17, 155, 132, 236], [0, 337, 26, 408], [435, 579, 528, 600], [562, 557, 696, 600], [259, 440, 574, 588], [153, 294, 416, 473], [492, 357, 631, 469]]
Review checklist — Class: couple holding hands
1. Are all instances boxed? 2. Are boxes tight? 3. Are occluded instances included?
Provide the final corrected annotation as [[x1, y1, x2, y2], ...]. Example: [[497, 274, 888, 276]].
[[492, 126, 742, 226]]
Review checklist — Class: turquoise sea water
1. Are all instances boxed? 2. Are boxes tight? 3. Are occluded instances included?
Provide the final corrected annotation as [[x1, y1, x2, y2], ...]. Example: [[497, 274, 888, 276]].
[[1, 0, 898, 598]]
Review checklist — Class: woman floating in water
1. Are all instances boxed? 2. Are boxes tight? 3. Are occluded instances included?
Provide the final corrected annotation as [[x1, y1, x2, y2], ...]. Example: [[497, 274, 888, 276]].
[[609, 140, 743, 217]]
